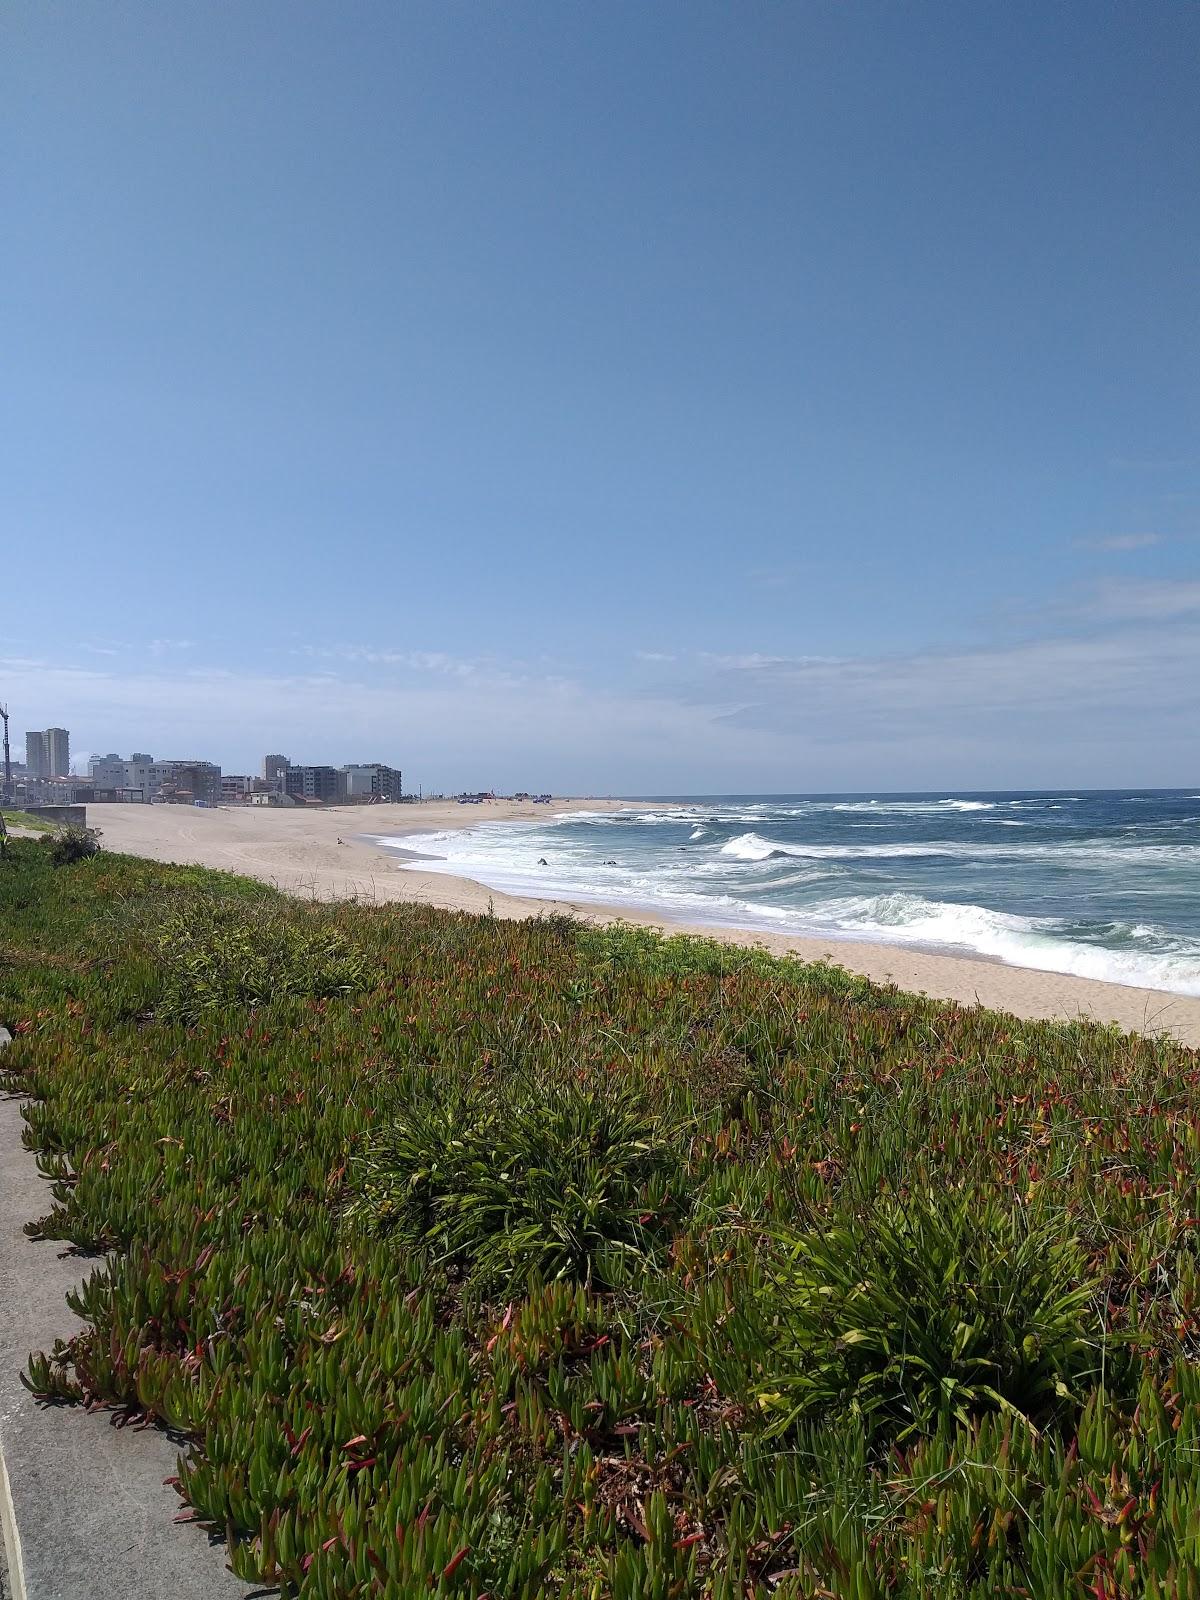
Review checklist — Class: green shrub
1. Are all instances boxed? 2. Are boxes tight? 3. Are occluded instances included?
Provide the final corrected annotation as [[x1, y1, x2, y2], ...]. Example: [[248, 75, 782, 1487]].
[[152, 894, 376, 1023], [347, 1071, 684, 1290], [762, 1189, 1104, 1443], [531, 909, 583, 943], [43, 825, 101, 865], [578, 920, 885, 1000]]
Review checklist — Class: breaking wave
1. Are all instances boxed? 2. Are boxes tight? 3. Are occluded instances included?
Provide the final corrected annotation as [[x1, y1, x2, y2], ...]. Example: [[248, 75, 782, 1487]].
[[375, 790, 1200, 995], [805, 893, 1200, 996], [716, 832, 1200, 867]]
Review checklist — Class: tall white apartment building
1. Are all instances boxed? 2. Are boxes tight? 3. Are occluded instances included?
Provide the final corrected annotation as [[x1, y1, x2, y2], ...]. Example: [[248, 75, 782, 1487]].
[[45, 727, 70, 777]]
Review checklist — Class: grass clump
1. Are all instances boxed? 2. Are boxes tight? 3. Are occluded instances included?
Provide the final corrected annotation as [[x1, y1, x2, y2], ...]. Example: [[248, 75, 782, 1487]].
[[763, 1189, 1104, 1443], [348, 1070, 683, 1290], [152, 892, 376, 1023]]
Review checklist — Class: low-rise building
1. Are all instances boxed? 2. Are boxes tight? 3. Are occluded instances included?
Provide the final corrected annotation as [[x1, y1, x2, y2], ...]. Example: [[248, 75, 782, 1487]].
[[88, 755, 133, 791], [284, 765, 342, 803], [156, 760, 222, 806], [86, 754, 221, 804], [340, 762, 403, 802], [41, 779, 93, 804]]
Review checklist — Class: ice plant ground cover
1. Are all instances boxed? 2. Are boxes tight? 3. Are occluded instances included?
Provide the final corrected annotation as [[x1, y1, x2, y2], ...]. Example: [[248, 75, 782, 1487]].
[[2, 839, 1200, 1598]]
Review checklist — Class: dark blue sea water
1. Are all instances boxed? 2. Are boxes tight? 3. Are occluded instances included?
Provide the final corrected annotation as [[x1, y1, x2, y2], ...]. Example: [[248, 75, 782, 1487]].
[[379, 792, 1200, 994]]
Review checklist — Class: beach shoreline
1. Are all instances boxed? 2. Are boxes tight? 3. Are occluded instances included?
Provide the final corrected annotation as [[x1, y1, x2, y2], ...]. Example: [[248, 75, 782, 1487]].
[[81, 798, 1200, 1046]]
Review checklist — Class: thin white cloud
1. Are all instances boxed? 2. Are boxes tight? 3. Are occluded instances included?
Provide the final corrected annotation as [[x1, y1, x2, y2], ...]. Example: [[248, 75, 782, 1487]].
[[0, 654, 769, 792], [298, 645, 526, 684], [701, 651, 836, 671], [6, 575, 1200, 789], [1074, 533, 1164, 552], [1083, 578, 1200, 621], [696, 626, 1200, 746]]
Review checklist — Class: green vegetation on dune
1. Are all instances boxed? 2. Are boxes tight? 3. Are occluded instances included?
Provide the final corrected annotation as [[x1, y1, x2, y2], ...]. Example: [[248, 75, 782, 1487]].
[[3, 839, 1200, 1598], [0, 807, 56, 831]]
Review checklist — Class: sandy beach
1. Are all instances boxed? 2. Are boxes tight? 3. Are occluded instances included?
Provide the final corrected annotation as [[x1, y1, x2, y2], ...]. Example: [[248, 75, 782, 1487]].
[[79, 799, 1200, 1047]]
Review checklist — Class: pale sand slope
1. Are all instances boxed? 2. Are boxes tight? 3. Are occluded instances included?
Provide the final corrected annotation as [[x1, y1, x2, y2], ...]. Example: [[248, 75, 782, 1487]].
[[86, 800, 1200, 1047]]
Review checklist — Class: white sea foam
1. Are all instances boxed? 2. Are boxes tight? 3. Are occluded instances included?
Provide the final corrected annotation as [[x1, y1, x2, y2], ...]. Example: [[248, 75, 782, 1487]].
[[824, 798, 995, 815], [373, 800, 1200, 996], [719, 833, 788, 861], [388, 825, 1200, 876], [714, 832, 1200, 867], [801, 893, 1200, 995], [718, 832, 967, 862]]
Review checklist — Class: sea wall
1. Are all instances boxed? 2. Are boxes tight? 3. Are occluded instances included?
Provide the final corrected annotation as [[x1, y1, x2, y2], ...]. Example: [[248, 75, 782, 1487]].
[[22, 804, 88, 827]]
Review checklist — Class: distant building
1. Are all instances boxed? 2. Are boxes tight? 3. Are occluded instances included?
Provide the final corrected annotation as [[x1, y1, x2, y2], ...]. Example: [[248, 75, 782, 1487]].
[[89, 754, 134, 791], [284, 764, 342, 803], [340, 762, 403, 802], [89, 754, 157, 801], [25, 732, 47, 780], [219, 774, 256, 803], [40, 778, 94, 804], [157, 760, 222, 806], [84, 755, 222, 804], [250, 790, 296, 807], [45, 728, 70, 778], [23, 727, 71, 781], [262, 754, 291, 787], [130, 752, 153, 764]]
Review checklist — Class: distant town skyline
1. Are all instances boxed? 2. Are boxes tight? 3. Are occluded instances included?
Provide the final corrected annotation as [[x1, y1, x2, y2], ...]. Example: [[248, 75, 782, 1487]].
[[4, 4, 1198, 792], [4, 731, 408, 809]]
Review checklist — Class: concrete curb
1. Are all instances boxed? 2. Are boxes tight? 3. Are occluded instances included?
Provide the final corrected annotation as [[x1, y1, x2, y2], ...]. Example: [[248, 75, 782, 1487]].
[[0, 1438, 26, 1600], [0, 1094, 252, 1599]]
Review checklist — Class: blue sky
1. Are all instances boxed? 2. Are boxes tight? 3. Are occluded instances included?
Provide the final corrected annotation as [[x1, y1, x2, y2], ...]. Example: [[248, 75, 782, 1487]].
[[3, 2, 1197, 793]]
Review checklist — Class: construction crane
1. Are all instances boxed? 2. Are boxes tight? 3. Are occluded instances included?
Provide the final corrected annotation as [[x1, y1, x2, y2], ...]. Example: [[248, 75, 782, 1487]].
[[0, 702, 10, 805]]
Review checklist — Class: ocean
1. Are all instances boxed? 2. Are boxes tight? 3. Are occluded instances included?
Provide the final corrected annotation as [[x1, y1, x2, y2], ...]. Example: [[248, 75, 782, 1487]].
[[376, 791, 1200, 995]]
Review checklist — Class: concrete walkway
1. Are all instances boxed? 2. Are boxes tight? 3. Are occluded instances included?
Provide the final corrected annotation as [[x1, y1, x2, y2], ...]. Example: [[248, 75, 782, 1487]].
[[0, 1094, 253, 1599]]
